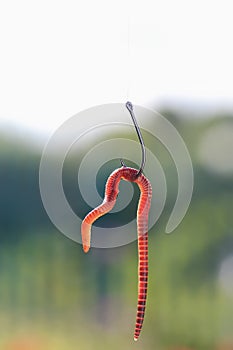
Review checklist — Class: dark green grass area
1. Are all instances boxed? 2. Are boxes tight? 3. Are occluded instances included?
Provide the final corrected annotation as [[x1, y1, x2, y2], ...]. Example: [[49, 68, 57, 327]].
[[0, 114, 233, 349]]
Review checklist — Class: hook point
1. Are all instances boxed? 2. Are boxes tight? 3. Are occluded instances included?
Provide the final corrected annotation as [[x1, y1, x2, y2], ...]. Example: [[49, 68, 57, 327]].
[[120, 159, 126, 167]]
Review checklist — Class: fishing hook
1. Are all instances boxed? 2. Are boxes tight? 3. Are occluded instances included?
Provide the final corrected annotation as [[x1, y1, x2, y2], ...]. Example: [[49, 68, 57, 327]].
[[120, 101, 146, 178]]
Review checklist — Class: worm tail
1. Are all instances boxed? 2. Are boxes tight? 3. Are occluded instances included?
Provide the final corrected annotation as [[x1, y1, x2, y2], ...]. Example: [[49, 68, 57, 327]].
[[81, 200, 116, 253], [134, 176, 152, 341], [134, 232, 148, 341]]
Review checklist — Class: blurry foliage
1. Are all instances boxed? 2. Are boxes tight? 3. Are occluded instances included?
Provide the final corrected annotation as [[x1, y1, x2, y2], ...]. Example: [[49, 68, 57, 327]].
[[0, 111, 233, 349]]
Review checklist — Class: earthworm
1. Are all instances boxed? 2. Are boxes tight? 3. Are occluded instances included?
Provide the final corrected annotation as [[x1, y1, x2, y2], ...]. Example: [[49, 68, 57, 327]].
[[81, 166, 152, 341]]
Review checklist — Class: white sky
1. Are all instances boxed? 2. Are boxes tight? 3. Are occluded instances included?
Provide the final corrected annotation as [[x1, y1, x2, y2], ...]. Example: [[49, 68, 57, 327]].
[[0, 0, 233, 135]]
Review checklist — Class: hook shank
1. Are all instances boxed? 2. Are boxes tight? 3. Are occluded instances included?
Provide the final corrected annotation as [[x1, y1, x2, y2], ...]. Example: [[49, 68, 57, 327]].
[[122, 101, 146, 177]]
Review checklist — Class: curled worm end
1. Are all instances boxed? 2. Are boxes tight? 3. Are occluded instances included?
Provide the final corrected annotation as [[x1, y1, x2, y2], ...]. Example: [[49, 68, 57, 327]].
[[83, 244, 90, 253], [134, 337, 138, 342], [81, 221, 91, 253]]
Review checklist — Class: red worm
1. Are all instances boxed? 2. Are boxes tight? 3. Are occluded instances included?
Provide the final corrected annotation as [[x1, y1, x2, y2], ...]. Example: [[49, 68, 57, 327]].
[[81, 166, 152, 341]]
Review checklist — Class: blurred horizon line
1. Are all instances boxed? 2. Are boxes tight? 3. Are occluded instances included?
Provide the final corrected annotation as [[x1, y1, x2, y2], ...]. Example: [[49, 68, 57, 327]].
[[0, 99, 233, 149]]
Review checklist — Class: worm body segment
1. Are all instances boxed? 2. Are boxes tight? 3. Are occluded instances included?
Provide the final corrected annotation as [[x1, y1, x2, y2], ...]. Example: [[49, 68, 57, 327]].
[[81, 166, 152, 341]]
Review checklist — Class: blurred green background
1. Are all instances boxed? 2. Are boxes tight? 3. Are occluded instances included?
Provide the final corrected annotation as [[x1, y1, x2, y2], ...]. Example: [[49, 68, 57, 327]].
[[0, 110, 233, 350]]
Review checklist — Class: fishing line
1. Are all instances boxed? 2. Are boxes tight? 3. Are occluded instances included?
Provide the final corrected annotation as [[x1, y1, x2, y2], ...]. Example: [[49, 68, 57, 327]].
[[126, 0, 131, 101]]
